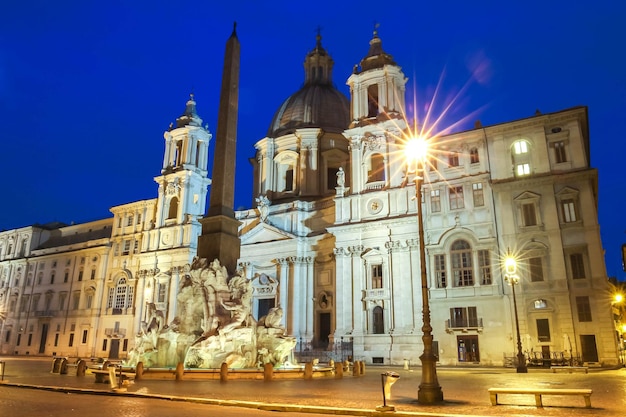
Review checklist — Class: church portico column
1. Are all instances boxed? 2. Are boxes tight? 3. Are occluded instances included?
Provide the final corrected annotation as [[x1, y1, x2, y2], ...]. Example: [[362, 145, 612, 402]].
[[333, 247, 352, 337], [349, 245, 365, 336], [304, 256, 314, 340], [276, 258, 291, 332]]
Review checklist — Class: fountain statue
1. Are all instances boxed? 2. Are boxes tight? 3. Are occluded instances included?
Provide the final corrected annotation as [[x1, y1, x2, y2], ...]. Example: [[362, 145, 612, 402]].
[[125, 258, 296, 369]]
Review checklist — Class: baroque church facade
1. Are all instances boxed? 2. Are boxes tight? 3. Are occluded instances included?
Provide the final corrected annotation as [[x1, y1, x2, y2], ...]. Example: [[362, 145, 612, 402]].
[[0, 29, 619, 366]]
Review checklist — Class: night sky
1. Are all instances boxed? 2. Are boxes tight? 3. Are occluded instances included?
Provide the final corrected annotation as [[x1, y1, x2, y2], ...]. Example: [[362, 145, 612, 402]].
[[1, 1, 625, 279]]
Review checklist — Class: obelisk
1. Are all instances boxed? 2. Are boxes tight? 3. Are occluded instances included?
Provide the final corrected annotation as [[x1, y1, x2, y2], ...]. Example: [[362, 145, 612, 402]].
[[198, 23, 241, 274]]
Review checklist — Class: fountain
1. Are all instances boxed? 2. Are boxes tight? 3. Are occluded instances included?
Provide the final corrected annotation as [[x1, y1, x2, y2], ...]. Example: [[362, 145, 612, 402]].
[[125, 257, 296, 370]]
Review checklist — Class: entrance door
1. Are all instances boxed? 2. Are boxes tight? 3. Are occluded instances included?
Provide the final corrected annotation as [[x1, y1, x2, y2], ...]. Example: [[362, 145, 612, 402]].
[[319, 313, 331, 347], [39, 323, 48, 354], [580, 335, 599, 362], [457, 335, 480, 362], [109, 339, 120, 359], [257, 298, 275, 321]]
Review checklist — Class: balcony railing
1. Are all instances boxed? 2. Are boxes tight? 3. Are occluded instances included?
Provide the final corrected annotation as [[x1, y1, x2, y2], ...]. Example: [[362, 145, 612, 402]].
[[445, 317, 483, 331], [105, 328, 127, 338]]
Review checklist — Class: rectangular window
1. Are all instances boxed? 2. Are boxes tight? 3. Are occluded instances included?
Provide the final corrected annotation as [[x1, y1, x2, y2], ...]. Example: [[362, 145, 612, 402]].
[[28, 333, 32, 346], [78, 270, 83, 281], [134, 240, 139, 254], [449, 307, 478, 328], [58, 293, 67, 310], [522, 203, 537, 226], [562, 199, 577, 223], [570, 253, 586, 279], [90, 269, 96, 280], [449, 186, 464, 210], [50, 273, 55, 284], [285, 168, 294, 191], [472, 183, 484, 207], [434, 254, 446, 288], [478, 250, 491, 285], [536, 318, 551, 342], [371, 264, 383, 289], [448, 152, 459, 167], [64, 272, 69, 283], [127, 215, 133, 226], [516, 163, 530, 176], [158, 283, 167, 303], [54, 333, 59, 347], [102, 339, 108, 351], [107, 288, 114, 309], [430, 189, 441, 212], [68, 333, 74, 347], [123, 339, 129, 352], [82, 330, 88, 344], [576, 296, 592, 322], [86, 295, 93, 309], [554, 141, 567, 163], [529, 257, 544, 282], [73, 293, 80, 310], [17, 333, 21, 346], [122, 240, 131, 256]]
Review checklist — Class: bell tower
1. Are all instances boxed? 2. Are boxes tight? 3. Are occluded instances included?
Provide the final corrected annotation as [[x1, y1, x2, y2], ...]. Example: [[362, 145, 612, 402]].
[[343, 28, 408, 194], [154, 94, 212, 228]]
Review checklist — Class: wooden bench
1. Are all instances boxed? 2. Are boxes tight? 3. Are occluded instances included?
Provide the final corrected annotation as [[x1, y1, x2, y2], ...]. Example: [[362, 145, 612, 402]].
[[488, 387, 592, 408], [551, 366, 588, 373]]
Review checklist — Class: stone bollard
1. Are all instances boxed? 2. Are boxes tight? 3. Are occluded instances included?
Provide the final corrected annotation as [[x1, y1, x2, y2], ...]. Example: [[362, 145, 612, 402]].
[[60, 358, 68, 375], [334, 361, 343, 378], [304, 362, 313, 379], [263, 363, 273, 381], [220, 362, 229, 382], [135, 362, 144, 380], [329, 359, 335, 369], [359, 361, 366, 375], [175, 362, 184, 381], [343, 360, 350, 372], [352, 360, 359, 376], [76, 360, 86, 377]]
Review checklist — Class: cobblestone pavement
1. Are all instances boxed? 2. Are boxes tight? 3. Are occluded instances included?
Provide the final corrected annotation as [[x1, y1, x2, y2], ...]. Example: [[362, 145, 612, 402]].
[[1, 357, 625, 417]]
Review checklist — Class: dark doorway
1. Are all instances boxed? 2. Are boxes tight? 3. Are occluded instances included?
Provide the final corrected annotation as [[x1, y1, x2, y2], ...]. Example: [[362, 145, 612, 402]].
[[580, 334, 599, 362], [39, 323, 48, 354], [319, 313, 331, 347], [257, 298, 275, 321], [457, 335, 480, 362], [109, 339, 120, 359]]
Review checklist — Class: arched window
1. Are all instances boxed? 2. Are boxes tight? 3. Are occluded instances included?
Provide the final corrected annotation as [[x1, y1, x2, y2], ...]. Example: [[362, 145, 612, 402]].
[[367, 153, 385, 183], [108, 277, 134, 311], [451, 239, 473, 287], [168, 197, 179, 220], [373, 306, 384, 334]]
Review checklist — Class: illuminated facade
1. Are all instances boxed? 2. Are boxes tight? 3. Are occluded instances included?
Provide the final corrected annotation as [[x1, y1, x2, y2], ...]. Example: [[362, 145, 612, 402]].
[[0, 30, 619, 366]]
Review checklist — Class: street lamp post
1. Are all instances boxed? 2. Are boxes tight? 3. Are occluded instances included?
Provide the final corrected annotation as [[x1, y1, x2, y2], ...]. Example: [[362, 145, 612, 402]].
[[504, 255, 527, 373], [406, 137, 443, 404]]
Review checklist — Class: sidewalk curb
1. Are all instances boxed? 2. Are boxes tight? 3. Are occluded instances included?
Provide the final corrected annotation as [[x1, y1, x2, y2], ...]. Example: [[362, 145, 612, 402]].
[[0, 380, 504, 417]]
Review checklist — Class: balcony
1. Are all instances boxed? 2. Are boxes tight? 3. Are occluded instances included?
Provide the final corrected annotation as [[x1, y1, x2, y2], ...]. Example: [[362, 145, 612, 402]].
[[445, 317, 483, 332], [363, 288, 389, 300], [105, 328, 127, 338], [34, 310, 56, 318]]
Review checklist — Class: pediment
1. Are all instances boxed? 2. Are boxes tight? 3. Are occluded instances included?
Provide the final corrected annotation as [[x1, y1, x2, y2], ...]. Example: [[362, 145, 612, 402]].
[[240, 221, 296, 245]]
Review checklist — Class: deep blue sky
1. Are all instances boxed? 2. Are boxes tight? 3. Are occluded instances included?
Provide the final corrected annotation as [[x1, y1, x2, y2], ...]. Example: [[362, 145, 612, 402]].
[[1, 1, 625, 279]]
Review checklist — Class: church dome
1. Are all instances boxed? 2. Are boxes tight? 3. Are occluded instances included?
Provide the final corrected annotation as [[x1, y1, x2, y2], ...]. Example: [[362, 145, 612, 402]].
[[267, 34, 349, 138]]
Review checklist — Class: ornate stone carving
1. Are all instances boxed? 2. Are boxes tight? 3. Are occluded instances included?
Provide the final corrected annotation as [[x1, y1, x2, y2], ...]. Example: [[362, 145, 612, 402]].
[[125, 257, 295, 369], [255, 195, 271, 223]]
